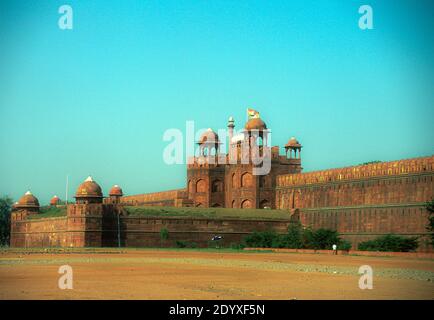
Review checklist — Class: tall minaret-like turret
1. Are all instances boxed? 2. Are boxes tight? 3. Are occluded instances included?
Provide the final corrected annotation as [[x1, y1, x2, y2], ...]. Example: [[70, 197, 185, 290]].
[[227, 116, 235, 159]]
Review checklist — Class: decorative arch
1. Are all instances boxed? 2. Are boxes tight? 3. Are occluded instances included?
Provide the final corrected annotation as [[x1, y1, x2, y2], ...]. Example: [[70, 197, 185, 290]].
[[241, 172, 253, 188], [241, 199, 253, 209], [232, 173, 237, 188], [188, 180, 193, 193], [211, 203, 222, 208], [211, 179, 223, 193], [231, 200, 236, 208], [196, 179, 206, 193]]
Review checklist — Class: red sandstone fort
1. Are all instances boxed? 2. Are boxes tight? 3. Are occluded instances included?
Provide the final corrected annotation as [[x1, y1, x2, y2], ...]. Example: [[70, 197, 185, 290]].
[[10, 113, 434, 250]]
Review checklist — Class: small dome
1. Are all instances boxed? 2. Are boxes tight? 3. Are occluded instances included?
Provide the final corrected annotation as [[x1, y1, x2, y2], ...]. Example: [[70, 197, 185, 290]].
[[285, 137, 302, 148], [245, 118, 267, 131], [17, 191, 40, 208], [50, 195, 60, 205], [109, 185, 123, 196], [75, 176, 103, 199], [198, 128, 220, 144]]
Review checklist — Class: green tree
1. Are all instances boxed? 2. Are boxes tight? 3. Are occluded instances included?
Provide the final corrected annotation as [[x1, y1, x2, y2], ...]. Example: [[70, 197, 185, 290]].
[[280, 223, 303, 248], [425, 198, 434, 245], [0, 196, 13, 246], [310, 228, 341, 250]]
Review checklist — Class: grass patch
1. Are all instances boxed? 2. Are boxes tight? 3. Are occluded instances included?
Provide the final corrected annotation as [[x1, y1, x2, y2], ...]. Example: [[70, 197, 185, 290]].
[[28, 206, 67, 219], [124, 206, 291, 220]]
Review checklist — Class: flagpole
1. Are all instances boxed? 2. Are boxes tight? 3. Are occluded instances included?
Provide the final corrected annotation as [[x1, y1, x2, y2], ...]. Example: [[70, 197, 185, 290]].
[[66, 174, 69, 206]]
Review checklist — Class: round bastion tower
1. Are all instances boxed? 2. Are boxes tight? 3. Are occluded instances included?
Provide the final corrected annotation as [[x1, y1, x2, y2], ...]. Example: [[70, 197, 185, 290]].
[[108, 184, 123, 204], [75, 176, 103, 204], [14, 191, 40, 215]]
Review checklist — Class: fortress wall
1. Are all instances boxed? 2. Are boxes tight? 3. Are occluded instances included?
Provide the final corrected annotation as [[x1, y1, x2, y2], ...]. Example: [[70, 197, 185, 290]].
[[10, 216, 68, 248], [276, 155, 434, 251], [11, 204, 292, 248], [276, 156, 434, 209], [10, 204, 113, 248], [119, 189, 186, 206], [277, 155, 434, 188], [119, 216, 291, 247], [299, 204, 432, 251]]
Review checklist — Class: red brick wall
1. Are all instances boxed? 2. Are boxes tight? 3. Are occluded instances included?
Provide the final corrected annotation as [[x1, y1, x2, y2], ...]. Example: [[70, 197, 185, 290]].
[[119, 216, 291, 248], [276, 155, 434, 251], [119, 189, 186, 206], [11, 204, 292, 248]]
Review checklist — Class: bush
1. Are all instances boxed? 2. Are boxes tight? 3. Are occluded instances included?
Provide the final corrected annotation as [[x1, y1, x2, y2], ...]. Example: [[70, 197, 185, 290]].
[[310, 228, 341, 250], [338, 240, 352, 251], [0, 196, 12, 246], [279, 223, 303, 249], [243, 226, 349, 250], [358, 234, 419, 252], [243, 230, 280, 248]]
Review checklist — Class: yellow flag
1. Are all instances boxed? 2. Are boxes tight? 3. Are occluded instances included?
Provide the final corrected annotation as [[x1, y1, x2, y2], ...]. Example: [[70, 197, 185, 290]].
[[247, 108, 260, 119]]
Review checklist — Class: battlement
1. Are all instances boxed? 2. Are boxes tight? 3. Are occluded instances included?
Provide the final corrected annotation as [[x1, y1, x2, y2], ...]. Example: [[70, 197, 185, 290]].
[[277, 155, 434, 187], [120, 188, 187, 206]]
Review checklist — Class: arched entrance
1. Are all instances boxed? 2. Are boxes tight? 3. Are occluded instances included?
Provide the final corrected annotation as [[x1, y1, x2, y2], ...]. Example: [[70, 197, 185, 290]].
[[241, 199, 253, 209], [259, 199, 270, 209]]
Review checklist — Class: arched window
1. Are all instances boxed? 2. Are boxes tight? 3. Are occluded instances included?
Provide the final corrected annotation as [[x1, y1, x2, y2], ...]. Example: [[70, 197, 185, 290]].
[[241, 172, 253, 188], [232, 173, 237, 188], [196, 179, 206, 193], [211, 179, 223, 193]]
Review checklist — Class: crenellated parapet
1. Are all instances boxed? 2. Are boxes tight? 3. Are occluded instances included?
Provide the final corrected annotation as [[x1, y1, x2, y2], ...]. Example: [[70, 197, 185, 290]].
[[120, 188, 188, 206], [278, 155, 434, 187]]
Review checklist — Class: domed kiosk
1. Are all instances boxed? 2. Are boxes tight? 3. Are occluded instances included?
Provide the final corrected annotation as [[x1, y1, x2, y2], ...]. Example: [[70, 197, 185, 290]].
[[50, 195, 60, 206], [75, 176, 103, 204], [285, 137, 302, 159], [197, 128, 221, 156], [15, 191, 40, 214], [108, 184, 123, 203]]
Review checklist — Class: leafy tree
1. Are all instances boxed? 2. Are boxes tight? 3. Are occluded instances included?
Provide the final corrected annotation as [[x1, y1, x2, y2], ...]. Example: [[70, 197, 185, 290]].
[[280, 223, 303, 249], [425, 198, 434, 246], [0, 196, 13, 246], [309, 228, 341, 250]]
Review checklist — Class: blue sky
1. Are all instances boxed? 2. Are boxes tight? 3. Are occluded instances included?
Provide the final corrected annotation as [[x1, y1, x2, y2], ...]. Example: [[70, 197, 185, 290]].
[[0, 0, 433, 204]]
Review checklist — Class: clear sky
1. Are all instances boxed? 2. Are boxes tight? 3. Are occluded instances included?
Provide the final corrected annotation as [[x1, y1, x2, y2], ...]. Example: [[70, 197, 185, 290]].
[[0, 0, 433, 204]]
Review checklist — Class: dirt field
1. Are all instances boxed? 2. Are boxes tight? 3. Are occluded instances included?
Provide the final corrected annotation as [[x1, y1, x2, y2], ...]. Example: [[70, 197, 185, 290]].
[[0, 249, 433, 300]]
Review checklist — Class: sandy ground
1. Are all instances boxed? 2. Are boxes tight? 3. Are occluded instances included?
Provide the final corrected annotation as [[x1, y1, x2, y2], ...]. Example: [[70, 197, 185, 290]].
[[0, 249, 433, 300]]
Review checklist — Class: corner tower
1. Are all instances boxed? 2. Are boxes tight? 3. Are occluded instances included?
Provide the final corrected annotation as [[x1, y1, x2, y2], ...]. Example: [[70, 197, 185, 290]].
[[187, 129, 225, 207]]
